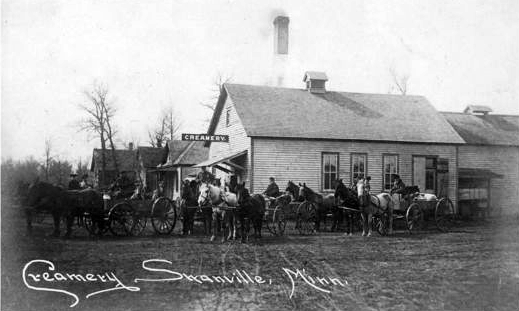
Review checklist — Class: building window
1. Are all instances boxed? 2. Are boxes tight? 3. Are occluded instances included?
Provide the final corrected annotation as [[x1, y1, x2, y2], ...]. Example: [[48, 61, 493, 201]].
[[425, 157, 437, 192], [322, 153, 339, 191], [225, 108, 231, 127], [351, 153, 367, 185], [383, 155, 398, 191]]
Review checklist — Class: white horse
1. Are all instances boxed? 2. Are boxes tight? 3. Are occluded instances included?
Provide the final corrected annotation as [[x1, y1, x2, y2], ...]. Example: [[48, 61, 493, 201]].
[[198, 183, 238, 242], [357, 181, 394, 236]]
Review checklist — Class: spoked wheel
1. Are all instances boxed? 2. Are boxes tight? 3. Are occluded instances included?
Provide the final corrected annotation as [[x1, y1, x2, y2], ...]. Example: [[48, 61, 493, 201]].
[[406, 203, 424, 234], [375, 211, 390, 236], [108, 202, 134, 236], [435, 198, 455, 232], [267, 206, 287, 236], [151, 197, 177, 235], [296, 201, 317, 235], [83, 212, 108, 236]]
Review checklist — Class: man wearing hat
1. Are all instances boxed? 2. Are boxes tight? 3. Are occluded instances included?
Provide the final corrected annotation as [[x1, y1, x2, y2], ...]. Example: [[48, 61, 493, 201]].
[[263, 177, 280, 198], [390, 174, 406, 210], [68, 173, 81, 190], [390, 174, 406, 195]]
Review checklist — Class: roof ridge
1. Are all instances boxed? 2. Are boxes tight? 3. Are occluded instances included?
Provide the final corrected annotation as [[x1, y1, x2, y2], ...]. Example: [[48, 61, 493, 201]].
[[226, 83, 425, 98], [173, 141, 196, 165]]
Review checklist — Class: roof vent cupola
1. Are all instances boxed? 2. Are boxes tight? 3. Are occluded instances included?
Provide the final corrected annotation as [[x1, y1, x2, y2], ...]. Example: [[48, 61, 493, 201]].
[[303, 71, 328, 94], [464, 105, 492, 115]]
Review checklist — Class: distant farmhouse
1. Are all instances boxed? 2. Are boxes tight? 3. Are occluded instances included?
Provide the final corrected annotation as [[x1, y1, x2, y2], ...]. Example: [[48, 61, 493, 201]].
[[90, 145, 138, 188], [155, 140, 209, 199], [135, 146, 167, 192]]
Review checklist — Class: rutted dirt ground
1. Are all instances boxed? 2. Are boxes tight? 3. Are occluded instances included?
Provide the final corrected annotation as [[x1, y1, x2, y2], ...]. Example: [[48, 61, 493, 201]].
[[2, 197, 519, 311]]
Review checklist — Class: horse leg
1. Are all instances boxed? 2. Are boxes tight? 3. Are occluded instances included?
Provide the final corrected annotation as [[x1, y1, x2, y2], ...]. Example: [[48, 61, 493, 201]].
[[25, 208, 33, 234], [388, 204, 394, 235], [65, 214, 74, 238], [51, 212, 61, 237], [210, 210, 218, 242], [367, 213, 373, 237], [361, 212, 367, 236], [189, 209, 195, 235]]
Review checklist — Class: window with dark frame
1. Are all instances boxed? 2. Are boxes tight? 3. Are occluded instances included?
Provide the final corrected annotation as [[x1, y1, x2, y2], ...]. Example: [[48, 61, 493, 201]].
[[225, 108, 231, 127], [351, 153, 367, 185], [383, 155, 398, 191], [322, 153, 338, 191], [425, 157, 437, 192]]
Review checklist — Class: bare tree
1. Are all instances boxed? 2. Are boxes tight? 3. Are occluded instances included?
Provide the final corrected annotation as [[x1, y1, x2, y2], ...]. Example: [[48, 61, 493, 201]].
[[199, 73, 232, 121], [148, 106, 182, 147], [79, 82, 119, 186], [43, 138, 52, 181], [389, 67, 409, 95]]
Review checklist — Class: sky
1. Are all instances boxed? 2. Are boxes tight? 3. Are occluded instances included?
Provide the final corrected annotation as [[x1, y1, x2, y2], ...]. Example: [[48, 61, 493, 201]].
[[2, 0, 518, 166]]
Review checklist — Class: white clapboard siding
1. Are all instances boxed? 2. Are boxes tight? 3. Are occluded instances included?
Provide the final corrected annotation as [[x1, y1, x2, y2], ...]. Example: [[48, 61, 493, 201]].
[[252, 138, 458, 209], [458, 145, 519, 215], [209, 96, 251, 185]]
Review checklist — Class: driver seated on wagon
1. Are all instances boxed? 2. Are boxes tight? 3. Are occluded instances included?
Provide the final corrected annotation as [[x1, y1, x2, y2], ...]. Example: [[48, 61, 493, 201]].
[[390, 174, 406, 210], [263, 177, 281, 207]]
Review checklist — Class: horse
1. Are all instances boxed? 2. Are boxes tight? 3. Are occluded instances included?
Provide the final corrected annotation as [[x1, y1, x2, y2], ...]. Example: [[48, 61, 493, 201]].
[[297, 183, 337, 232], [180, 180, 198, 235], [334, 179, 361, 235], [26, 181, 104, 237], [354, 181, 395, 237], [198, 182, 238, 242], [285, 180, 302, 202], [235, 182, 266, 242]]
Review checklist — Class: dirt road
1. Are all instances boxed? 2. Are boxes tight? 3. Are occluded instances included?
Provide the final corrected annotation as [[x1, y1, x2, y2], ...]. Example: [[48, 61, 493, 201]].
[[2, 200, 518, 311]]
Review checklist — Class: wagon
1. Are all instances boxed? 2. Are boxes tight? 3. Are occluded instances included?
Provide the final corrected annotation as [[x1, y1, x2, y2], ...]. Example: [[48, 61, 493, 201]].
[[404, 195, 455, 233], [83, 193, 177, 237], [264, 200, 320, 236]]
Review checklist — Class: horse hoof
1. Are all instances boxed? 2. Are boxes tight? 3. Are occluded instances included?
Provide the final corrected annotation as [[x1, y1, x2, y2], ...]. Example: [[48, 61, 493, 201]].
[[362, 232, 366, 237], [367, 232, 372, 237], [210, 235, 216, 242], [349, 233, 353, 237]]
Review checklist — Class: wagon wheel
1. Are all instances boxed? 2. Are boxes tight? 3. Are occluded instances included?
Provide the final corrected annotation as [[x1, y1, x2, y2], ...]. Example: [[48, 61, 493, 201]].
[[151, 197, 177, 235], [375, 211, 390, 236], [129, 210, 147, 236], [435, 198, 455, 232], [83, 211, 108, 236], [296, 201, 317, 235], [108, 202, 134, 236], [267, 206, 287, 236], [406, 203, 424, 234]]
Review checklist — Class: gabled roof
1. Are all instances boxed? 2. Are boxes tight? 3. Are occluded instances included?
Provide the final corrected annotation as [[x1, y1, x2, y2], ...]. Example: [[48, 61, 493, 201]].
[[214, 83, 464, 144], [441, 112, 519, 146], [90, 149, 137, 172], [159, 140, 209, 167], [136, 146, 167, 168], [303, 71, 328, 81]]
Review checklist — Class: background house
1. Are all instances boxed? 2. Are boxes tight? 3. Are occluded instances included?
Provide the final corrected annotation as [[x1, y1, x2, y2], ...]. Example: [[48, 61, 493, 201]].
[[90, 147, 137, 188], [156, 140, 209, 199], [135, 146, 167, 192], [442, 106, 519, 217]]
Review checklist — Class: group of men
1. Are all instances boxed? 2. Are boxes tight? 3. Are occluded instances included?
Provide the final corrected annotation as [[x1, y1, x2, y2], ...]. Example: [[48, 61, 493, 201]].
[[67, 173, 90, 190]]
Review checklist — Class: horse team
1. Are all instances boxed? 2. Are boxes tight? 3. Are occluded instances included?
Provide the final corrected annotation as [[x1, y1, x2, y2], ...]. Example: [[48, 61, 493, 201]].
[[22, 178, 421, 242]]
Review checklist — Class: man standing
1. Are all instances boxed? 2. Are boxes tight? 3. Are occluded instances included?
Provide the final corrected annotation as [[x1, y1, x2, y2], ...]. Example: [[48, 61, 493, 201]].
[[68, 173, 81, 190], [390, 174, 406, 210], [263, 177, 280, 198]]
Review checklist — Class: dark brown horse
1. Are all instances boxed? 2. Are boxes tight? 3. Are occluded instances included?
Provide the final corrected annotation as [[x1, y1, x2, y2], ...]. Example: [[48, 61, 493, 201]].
[[26, 181, 104, 237], [298, 183, 336, 232], [334, 179, 361, 235], [235, 182, 266, 242], [180, 180, 198, 235]]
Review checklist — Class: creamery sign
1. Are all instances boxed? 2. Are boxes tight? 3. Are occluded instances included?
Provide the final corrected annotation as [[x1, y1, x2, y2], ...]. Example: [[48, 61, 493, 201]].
[[181, 133, 229, 142]]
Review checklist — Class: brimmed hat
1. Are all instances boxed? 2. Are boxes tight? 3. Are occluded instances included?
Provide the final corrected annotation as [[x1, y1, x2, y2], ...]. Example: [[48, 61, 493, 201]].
[[393, 174, 401, 179]]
